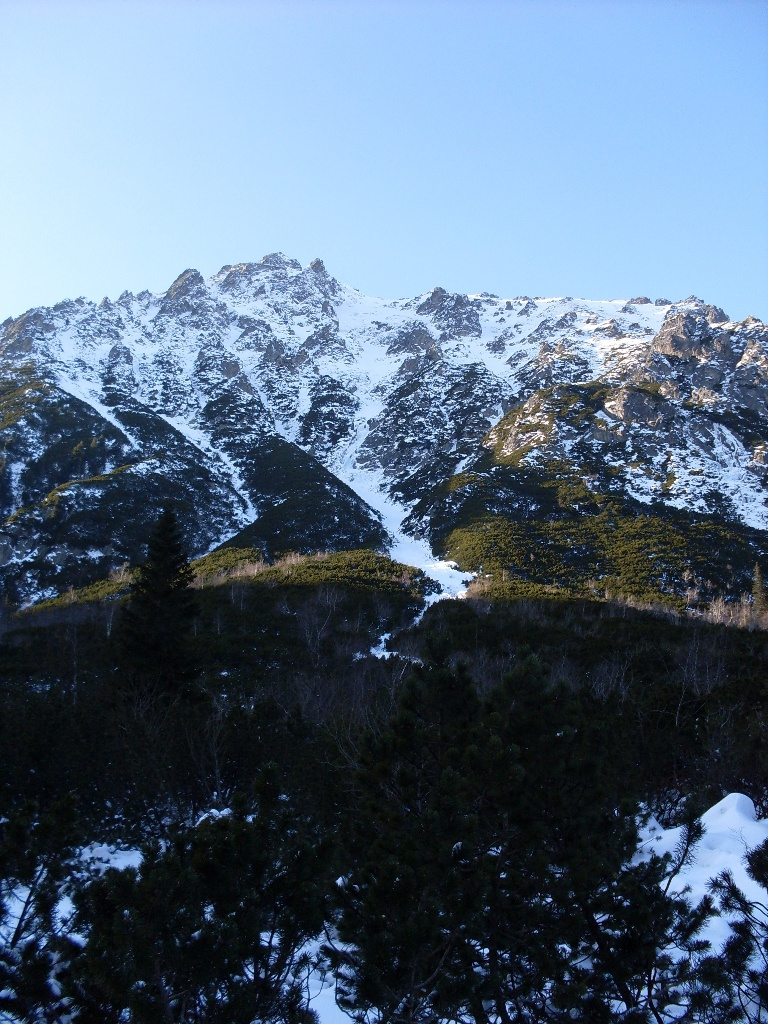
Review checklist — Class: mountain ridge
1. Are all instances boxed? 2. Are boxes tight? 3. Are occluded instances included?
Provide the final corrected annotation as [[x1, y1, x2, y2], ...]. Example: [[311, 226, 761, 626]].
[[2, 251, 767, 604]]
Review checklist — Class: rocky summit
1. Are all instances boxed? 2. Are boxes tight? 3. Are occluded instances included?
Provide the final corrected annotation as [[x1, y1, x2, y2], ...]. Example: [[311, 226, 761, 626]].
[[1, 252, 767, 603]]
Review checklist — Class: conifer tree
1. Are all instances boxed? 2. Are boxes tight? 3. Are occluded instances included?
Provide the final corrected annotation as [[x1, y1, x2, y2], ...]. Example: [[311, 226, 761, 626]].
[[478, 658, 725, 1021], [329, 657, 723, 1023], [753, 563, 767, 618], [65, 787, 329, 1024], [0, 799, 79, 1024], [327, 662, 490, 1024], [711, 838, 768, 1019], [118, 506, 198, 694]]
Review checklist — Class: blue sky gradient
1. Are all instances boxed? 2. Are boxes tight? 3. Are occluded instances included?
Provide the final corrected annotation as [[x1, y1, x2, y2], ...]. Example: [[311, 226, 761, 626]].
[[0, 0, 766, 320]]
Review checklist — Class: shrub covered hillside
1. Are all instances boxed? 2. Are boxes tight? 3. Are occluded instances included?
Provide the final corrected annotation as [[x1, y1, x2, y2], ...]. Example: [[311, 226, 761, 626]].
[[414, 447, 768, 608], [3, 509, 768, 1021]]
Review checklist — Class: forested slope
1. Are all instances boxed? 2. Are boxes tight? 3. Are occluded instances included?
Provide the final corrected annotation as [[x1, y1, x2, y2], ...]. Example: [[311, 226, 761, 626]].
[[3, 512, 768, 1021]]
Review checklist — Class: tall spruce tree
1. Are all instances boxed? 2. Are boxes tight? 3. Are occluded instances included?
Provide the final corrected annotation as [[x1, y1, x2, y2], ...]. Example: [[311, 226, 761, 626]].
[[118, 506, 198, 694]]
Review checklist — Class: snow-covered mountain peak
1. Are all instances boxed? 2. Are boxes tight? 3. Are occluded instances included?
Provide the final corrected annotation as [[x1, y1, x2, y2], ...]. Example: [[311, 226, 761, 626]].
[[1, 253, 767, 601]]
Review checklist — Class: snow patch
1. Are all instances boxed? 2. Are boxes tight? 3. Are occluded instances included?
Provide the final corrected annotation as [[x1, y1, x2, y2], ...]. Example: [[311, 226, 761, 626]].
[[639, 793, 768, 954]]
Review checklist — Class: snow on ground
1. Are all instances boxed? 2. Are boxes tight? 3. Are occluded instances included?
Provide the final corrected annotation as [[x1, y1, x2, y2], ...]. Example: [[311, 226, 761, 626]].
[[79, 843, 143, 874], [56, 373, 141, 450], [41, 276, 767, 588], [160, 413, 258, 526], [368, 632, 392, 659], [309, 968, 350, 1024], [331, 457, 471, 601], [391, 532, 471, 602], [640, 792, 768, 953], [311, 793, 768, 1024], [11, 792, 757, 1024], [308, 794, 768, 1024]]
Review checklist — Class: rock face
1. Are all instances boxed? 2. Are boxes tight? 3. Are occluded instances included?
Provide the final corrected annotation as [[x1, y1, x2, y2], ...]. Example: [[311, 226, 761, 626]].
[[1, 252, 767, 601]]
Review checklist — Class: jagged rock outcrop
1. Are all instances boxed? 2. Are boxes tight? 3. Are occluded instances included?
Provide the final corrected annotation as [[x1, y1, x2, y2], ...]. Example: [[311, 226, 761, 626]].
[[0, 253, 766, 601]]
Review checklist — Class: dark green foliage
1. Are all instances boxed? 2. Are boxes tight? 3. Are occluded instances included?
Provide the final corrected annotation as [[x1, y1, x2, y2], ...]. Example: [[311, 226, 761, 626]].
[[28, 548, 431, 611], [328, 663, 491, 1023], [6, 575, 768, 827], [415, 448, 768, 606], [488, 671, 722, 1020], [4, 556, 768, 1019], [0, 798, 80, 1023], [31, 569, 134, 610], [65, 787, 330, 1024], [411, 596, 768, 816], [0, 550, 423, 827], [0, 377, 390, 601], [0, 363, 48, 435], [711, 840, 768, 1021], [329, 659, 728, 1023], [238, 549, 431, 595], [219, 434, 389, 557], [118, 507, 198, 694], [191, 546, 263, 579]]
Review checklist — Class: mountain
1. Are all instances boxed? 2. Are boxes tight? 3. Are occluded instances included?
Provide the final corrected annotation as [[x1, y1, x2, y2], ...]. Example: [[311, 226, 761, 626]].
[[1, 252, 767, 604]]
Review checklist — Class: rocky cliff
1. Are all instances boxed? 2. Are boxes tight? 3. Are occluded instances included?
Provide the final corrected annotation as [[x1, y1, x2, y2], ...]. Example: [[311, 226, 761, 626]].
[[2, 253, 766, 602]]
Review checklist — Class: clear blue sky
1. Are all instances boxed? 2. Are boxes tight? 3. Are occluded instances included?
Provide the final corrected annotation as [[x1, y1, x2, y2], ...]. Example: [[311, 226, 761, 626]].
[[1, 0, 766, 321]]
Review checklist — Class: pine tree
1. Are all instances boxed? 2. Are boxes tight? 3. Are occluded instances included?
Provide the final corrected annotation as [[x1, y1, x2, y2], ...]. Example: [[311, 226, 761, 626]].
[[66, 788, 329, 1024], [753, 563, 767, 618], [711, 839, 768, 1020], [327, 662, 490, 1024], [0, 799, 80, 1024], [480, 658, 723, 1022], [118, 506, 198, 694], [329, 656, 723, 1023]]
